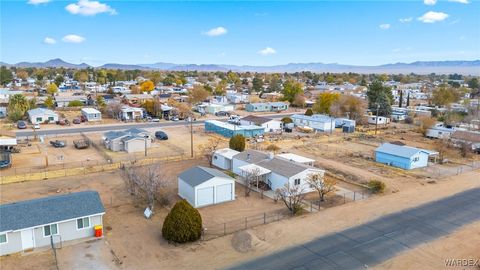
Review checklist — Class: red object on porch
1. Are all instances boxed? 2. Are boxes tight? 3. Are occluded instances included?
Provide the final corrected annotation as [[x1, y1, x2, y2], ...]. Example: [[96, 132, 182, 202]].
[[94, 225, 103, 237]]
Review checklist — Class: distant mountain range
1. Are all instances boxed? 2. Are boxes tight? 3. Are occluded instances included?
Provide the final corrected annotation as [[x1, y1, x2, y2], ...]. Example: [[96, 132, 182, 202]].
[[1, 58, 479, 75]]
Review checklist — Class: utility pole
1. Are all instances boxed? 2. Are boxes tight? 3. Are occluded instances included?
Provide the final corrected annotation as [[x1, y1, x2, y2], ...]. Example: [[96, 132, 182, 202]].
[[190, 116, 194, 158], [375, 104, 380, 135], [144, 136, 148, 157]]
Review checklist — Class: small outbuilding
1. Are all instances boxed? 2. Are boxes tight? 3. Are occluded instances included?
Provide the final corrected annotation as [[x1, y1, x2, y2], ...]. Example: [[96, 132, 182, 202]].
[[81, 108, 102, 121], [212, 148, 240, 170], [178, 166, 236, 208], [0, 191, 105, 256], [375, 143, 434, 170]]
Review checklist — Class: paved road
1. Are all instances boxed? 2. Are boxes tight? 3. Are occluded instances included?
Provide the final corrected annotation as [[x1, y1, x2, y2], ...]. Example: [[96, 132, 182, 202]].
[[15, 112, 295, 137], [229, 188, 480, 270]]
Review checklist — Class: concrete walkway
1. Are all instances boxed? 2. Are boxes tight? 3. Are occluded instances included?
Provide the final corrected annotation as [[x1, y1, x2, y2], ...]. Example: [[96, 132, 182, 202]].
[[229, 187, 480, 270]]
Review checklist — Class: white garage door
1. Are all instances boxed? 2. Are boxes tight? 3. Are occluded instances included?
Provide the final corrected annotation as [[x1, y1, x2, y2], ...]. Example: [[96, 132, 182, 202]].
[[196, 187, 214, 207], [216, 183, 233, 203]]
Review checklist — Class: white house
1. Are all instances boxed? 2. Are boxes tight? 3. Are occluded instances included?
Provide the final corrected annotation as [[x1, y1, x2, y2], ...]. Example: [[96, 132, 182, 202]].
[[103, 128, 152, 153], [212, 148, 240, 170], [120, 106, 144, 120], [232, 149, 324, 193], [426, 124, 456, 139], [291, 114, 334, 132], [367, 115, 390, 125], [0, 191, 104, 256], [81, 108, 102, 121], [27, 108, 59, 124], [276, 153, 315, 166], [178, 166, 235, 208], [240, 115, 283, 133]]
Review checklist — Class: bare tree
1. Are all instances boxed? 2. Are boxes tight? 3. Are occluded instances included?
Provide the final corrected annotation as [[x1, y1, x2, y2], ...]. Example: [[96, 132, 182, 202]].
[[122, 164, 170, 213], [306, 173, 336, 206], [106, 102, 123, 119], [243, 167, 262, 197], [275, 183, 306, 214], [198, 137, 223, 167], [265, 144, 281, 154]]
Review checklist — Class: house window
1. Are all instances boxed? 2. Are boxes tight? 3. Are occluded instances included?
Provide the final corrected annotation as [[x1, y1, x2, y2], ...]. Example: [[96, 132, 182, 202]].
[[413, 157, 419, 162], [44, 224, 58, 237], [294, 179, 301, 185], [48, 117, 54, 121], [77, 217, 90, 229], [0, 234, 6, 244], [214, 155, 218, 160], [36, 117, 42, 122]]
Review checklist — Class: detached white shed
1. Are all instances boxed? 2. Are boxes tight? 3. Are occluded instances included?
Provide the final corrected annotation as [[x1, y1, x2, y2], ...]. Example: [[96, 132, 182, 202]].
[[81, 108, 102, 121], [212, 148, 240, 170], [178, 166, 235, 208]]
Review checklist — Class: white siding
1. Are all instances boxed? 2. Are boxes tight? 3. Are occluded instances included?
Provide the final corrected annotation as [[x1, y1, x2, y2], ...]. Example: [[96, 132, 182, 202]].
[[212, 154, 230, 170], [178, 178, 195, 206]]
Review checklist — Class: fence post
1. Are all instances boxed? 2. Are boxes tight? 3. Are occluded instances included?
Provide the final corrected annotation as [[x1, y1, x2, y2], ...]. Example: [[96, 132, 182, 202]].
[[245, 217, 247, 229], [344, 194, 346, 204], [353, 191, 356, 201], [264, 213, 266, 224], [224, 223, 226, 236], [310, 202, 312, 212]]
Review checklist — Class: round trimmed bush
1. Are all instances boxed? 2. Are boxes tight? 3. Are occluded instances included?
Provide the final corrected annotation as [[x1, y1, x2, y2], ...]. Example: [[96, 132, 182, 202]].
[[281, 117, 293, 124], [162, 200, 202, 243], [367, 180, 386, 194], [229, 134, 246, 152], [305, 108, 313, 116]]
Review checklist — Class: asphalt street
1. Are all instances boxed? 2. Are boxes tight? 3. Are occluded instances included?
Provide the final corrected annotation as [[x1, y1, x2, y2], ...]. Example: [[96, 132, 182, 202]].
[[15, 112, 295, 137], [229, 187, 480, 270]]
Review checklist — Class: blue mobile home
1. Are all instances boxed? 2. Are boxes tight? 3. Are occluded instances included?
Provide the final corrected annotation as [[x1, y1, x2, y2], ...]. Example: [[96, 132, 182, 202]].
[[291, 114, 334, 132], [245, 102, 289, 112], [375, 143, 432, 170], [205, 120, 264, 138]]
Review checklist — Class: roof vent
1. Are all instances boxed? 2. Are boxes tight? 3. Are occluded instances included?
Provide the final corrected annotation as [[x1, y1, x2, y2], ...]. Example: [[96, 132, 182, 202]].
[[246, 153, 251, 161]]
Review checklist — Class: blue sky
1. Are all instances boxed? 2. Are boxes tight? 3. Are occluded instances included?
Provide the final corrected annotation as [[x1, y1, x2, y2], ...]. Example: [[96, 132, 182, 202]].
[[1, 0, 479, 66]]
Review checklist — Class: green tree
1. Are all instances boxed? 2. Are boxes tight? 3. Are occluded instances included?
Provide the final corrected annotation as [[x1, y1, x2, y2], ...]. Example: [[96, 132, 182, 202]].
[[282, 79, 303, 103], [267, 75, 282, 93], [7, 94, 30, 122], [96, 96, 106, 108], [281, 117, 293, 124], [305, 108, 313, 116], [252, 77, 263, 93], [431, 86, 461, 106], [0, 66, 13, 85], [313, 92, 340, 115], [46, 83, 58, 95], [44, 96, 55, 108], [467, 78, 479, 90], [54, 75, 64, 87], [188, 85, 209, 104], [73, 70, 89, 82], [162, 200, 202, 243], [366, 81, 393, 116], [229, 134, 246, 152]]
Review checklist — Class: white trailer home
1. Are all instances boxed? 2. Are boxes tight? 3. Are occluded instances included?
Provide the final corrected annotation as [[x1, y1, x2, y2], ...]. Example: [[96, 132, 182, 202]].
[[212, 148, 240, 170]]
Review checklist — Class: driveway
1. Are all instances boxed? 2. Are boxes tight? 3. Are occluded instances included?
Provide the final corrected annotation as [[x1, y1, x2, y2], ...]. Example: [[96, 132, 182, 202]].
[[229, 187, 480, 270]]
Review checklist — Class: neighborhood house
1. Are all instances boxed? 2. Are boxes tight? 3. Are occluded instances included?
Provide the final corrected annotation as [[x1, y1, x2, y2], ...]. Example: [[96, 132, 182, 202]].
[[239, 115, 283, 133], [103, 128, 152, 153], [0, 191, 105, 256], [27, 108, 59, 124], [205, 120, 265, 138], [291, 114, 334, 132], [245, 102, 289, 112], [231, 149, 325, 193], [212, 148, 240, 170]]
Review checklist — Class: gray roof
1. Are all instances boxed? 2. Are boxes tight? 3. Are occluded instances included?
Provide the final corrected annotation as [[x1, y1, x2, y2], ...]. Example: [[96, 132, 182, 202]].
[[104, 128, 149, 141], [241, 115, 273, 125], [375, 143, 428, 159], [179, 166, 233, 187], [233, 149, 270, 163], [257, 157, 311, 178], [0, 191, 105, 232]]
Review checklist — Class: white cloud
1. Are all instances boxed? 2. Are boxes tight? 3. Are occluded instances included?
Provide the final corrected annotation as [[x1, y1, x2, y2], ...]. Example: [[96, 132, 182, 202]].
[[399, 17, 413, 23], [43, 37, 56, 44], [62, 34, 85, 43], [203, 27, 228, 37], [379, 24, 391, 30], [418, 11, 449, 23], [258, 47, 276, 56], [424, 0, 437, 5], [27, 0, 50, 5], [65, 0, 117, 16], [448, 0, 469, 3]]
